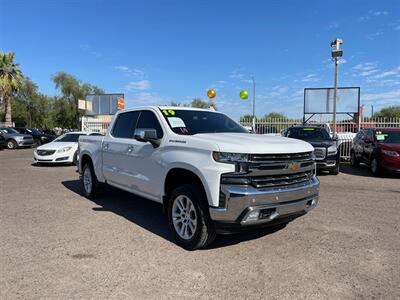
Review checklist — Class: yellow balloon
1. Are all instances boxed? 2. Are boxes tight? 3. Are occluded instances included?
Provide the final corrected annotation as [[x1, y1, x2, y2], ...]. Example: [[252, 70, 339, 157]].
[[207, 89, 216, 99]]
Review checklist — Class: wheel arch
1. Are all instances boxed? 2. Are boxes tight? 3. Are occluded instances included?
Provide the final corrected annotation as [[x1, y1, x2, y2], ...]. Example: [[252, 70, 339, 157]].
[[163, 167, 209, 213]]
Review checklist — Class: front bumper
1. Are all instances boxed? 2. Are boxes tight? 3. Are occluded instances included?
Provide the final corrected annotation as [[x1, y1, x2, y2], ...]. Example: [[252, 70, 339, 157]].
[[17, 139, 34, 147], [316, 152, 339, 171], [33, 150, 74, 163], [380, 156, 400, 174], [209, 176, 319, 225]]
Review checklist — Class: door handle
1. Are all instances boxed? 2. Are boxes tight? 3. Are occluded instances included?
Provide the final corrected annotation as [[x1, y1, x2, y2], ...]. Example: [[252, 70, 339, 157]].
[[127, 145, 134, 153], [103, 143, 109, 150]]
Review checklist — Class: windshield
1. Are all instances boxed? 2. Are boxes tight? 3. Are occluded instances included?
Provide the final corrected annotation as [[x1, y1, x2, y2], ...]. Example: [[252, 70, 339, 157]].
[[375, 130, 400, 144], [54, 133, 85, 142], [287, 127, 331, 141], [160, 109, 248, 135], [1, 128, 19, 134]]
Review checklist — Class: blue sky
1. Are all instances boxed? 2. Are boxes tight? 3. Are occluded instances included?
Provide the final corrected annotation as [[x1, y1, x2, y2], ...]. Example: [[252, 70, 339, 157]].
[[1, 0, 399, 119]]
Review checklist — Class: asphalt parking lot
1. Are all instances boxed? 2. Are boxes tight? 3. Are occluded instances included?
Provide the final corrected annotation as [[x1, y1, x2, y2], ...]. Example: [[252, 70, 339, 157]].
[[1, 149, 399, 299]]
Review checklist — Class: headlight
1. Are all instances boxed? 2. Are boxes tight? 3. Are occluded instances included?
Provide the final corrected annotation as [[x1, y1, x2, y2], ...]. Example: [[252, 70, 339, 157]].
[[382, 149, 399, 157], [213, 152, 249, 163], [57, 146, 72, 153], [327, 145, 337, 155]]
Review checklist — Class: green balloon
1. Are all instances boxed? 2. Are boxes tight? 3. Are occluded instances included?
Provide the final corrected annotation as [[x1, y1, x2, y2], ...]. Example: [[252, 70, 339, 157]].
[[240, 90, 249, 99]]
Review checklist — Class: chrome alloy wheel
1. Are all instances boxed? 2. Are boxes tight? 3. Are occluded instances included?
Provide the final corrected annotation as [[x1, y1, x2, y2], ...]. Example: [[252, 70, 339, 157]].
[[83, 167, 93, 194], [172, 195, 198, 240]]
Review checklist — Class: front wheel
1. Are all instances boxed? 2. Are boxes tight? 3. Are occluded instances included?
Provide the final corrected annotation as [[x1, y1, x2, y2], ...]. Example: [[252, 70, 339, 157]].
[[168, 184, 216, 250], [82, 162, 103, 198], [73, 151, 79, 166], [6, 139, 17, 149], [350, 151, 359, 167], [370, 157, 381, 177], [330, 164, 340, 175]]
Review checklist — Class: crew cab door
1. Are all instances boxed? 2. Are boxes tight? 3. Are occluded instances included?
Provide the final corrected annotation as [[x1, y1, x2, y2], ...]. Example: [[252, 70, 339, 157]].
[[102, 111, 140, 188], [128, 110, 165, 200]]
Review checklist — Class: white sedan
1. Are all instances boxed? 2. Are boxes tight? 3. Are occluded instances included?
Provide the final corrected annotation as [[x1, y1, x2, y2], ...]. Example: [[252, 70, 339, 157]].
[[34, 132, 102, 165]]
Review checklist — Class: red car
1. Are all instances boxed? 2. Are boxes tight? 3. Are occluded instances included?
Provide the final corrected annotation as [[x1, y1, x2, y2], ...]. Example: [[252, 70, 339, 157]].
[[350, 128, 400, 176]]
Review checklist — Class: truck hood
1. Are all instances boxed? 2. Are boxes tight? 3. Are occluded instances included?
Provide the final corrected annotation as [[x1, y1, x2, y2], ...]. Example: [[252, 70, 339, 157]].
[[192, 133, 314, 154]]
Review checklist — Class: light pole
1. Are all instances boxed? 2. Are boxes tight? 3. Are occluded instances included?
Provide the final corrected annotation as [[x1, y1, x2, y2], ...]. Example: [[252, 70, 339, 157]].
[[330, 38, 343, 139], [252, 76, 256, 131]]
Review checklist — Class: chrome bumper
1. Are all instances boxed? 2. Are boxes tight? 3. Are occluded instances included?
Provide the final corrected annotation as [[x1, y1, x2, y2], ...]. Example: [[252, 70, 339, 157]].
[[209, 176, 320, 225]]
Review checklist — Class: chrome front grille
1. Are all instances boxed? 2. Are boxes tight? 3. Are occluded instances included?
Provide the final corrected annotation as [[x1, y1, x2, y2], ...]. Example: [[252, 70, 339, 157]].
[[313, 147, 326, 160], [221, 151, 316, 190], [251, 171, 313, 189], [37, 150, 56, 156], [249, 152, 313, 162]]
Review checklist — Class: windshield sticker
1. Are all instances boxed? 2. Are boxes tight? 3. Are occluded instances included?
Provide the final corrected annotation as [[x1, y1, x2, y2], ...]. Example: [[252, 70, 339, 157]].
[[376, 134, 387, 141], [168, 117, 186, 128], [303, 128, 315, 131], [162, 109, 176, 116]]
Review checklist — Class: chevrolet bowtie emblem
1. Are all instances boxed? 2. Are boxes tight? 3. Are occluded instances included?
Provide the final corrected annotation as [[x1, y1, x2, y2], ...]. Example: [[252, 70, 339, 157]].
[[287, 162, 301, 171]]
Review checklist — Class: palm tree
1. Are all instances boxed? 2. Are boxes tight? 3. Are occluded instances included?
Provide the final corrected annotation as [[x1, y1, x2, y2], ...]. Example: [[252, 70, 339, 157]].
[[0, 52, 24, 127]]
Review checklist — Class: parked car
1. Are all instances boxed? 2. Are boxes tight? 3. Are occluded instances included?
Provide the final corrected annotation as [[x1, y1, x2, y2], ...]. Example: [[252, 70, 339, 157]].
[[283, 125, 340, 175], [79, 106, 319, 250], [0, 127, 34, 149], [14, 127, 55, 145], [0, 133, 6, 149], [350, 128, 400, 176], [34, 131, 102, 165]]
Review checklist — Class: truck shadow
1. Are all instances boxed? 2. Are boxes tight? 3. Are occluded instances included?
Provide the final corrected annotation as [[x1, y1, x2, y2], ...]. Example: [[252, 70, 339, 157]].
[[62, 179, 286, 250]]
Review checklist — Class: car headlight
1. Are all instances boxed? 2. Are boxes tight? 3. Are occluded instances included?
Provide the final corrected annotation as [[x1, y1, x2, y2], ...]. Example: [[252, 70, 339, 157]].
[[57, 146, 72, 153], [212, 152, 249, 163], [327, 145, 337, 155], [382, 149, 399, 157]]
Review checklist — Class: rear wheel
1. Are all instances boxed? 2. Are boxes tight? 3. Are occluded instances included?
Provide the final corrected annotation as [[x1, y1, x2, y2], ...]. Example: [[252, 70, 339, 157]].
[[350, 151, 359, 167], [6, 139, 17, 149], [82, 162, 103, 198], [168, 184, 216, 250]]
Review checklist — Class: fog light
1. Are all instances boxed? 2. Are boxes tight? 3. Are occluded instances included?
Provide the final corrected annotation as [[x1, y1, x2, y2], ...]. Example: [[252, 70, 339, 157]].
[[245, 210, 260, 222]]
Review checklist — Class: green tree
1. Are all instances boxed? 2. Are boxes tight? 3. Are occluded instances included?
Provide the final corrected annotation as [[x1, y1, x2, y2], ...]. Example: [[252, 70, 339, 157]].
[[0, 52, 24, 126], [239, 114, 255, 122], [263, 112, 286, 119], [190, 98, 216, 109], [374, 106, 400, 118], [52, 72, 104, 129]]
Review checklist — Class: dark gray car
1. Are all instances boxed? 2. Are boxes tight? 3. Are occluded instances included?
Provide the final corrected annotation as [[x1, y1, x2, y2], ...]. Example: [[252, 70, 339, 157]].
[[0, 128, 34, 149]]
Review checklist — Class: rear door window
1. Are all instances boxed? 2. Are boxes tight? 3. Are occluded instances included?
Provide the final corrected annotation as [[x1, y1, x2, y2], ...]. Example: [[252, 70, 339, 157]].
[[112, 111, 140, 138]]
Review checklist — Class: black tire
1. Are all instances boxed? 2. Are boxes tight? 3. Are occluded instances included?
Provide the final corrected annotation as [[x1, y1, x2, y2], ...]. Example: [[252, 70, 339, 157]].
[[6, 139, 17, 149], [82, 162, 103, 198], [167, 184, 216, 250], [350, 151, 359, 167], [330, 163, 340, 175], [73, 151, 79, 166], [370, 157, 381, 177]]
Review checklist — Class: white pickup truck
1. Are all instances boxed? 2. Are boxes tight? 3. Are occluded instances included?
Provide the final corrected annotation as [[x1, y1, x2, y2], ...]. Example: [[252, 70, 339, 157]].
[[79, 106, 319, 250]]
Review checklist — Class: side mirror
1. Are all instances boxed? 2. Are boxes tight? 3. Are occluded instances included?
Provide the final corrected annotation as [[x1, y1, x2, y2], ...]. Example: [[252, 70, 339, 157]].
[[134, 128, 160, 148]]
